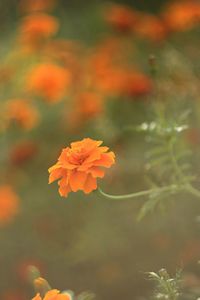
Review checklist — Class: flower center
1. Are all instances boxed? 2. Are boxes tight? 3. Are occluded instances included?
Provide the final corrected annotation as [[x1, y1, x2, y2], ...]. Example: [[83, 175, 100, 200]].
[[68, 147, 88, 165]]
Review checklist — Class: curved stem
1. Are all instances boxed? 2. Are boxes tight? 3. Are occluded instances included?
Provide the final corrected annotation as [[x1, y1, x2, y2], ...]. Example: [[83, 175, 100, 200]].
[[98, 185, 178, 200]]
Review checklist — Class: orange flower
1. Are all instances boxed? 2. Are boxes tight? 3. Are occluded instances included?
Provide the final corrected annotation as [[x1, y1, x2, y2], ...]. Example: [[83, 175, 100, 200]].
[[134, 14, 167, 42], [10, 141, 38, 166], [28, 63, 71, 102], [105, 4, 138, 32], [5, 99, 39, 130], [19, 13, 59, 45], [48, 138, 115, 197], [123, 71, 153, 97], [32, 290, 71, 300], [70, 92, 103, 127], [0, 185, 19, 225], [163, 1, 200, 32]]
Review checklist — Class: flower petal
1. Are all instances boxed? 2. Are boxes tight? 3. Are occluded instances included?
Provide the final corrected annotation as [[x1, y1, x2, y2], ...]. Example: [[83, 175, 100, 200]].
[[44, 289, 60, 300], [48, 167, 64, 183], [93, 152, 115, 167], [88, 167, 105, 178], [83, 175, 97, 193], [58, 178, 71, 197], [69, 171, 87, 192], [83, 148, 102, 164]]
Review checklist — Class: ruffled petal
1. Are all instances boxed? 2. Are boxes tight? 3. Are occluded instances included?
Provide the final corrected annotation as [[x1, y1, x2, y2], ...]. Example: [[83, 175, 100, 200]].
[[83, 175, 97, 193], [88, 167, 105, 178], [32, 293, 42, 300], [93, 152, 115, 167], [69, 171, 87, 192], [48, 167, 64, 183], [83, 148, 102, 164], [58, 178, 71, 197], [44, 289, 60, 300]]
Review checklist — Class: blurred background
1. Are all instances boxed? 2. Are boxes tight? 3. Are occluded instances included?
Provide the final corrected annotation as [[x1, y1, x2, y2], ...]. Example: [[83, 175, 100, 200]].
[[1, 0, 200, 299]]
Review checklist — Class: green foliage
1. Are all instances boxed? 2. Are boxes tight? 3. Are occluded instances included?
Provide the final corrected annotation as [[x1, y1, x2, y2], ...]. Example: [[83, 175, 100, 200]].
[[136, 107, 196, 220], [148, 269, 182, 300]]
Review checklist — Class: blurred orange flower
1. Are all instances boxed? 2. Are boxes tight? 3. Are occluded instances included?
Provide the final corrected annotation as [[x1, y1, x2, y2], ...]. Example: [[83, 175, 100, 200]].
[[5, 99, 39, 130], [19, 13, 59, 45], [123, 71, 153, 97], [70, 92, 103, 124], [134, 14, 167, 42], [163, 1, 200, 32], [33, 290, 71, 300], [0, 185, 19, 225], [48, 138, 115, 197], [10, 141, 38, 166], [105, 4, 138, 32], [28, 63, 71, 102]]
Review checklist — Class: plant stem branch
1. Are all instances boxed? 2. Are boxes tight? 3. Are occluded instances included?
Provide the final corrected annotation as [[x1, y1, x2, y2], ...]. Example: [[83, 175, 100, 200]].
[[98, 185, 178, 200]]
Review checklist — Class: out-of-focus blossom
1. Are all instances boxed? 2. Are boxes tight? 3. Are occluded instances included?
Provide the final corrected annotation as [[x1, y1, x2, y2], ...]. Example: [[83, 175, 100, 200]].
[[19, 13, 59, 46], [89, 38, 152, 97], [27, 63, 71, 102], [19, 0, 56, 13], [93, 66, 152, 97], [0, 185, 19, 225], [71, 92, 103, 123], [134, 14, 167, 42], [105, 4, 138, 32], [48, 138, 115, 197], [163, 1, 200, 32], [94, 67, 128, 95], [10, 141, 38, 166], [123, 71, 153, 97], [5, 99, 39, 130]]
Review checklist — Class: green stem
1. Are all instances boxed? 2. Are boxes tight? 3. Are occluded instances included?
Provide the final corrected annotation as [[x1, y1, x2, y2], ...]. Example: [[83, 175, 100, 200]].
[[98, 185, 178, 200], [168, 138, 200, 199]]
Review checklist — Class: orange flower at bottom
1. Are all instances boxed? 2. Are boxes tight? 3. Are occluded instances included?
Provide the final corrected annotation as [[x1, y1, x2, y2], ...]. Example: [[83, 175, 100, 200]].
[[33, 289, 71, 300], [48, 138, 115, 197]]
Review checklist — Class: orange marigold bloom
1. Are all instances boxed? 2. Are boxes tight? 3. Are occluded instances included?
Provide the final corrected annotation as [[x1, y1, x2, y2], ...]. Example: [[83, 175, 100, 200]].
[[163, 1, 200, 32], [28, 63, 71, 102], [0, 185, 19, 225], [105, 4, 138, 32], [10, 141, 38, 166], [6, 99, 39, 130], [48, 138, 115, 197], [32, 289, 71, 300], [71, 92, 103, 122], [123, 71, 153, 97], [20, 13, 59, 44], [134, 14, 167, 42]]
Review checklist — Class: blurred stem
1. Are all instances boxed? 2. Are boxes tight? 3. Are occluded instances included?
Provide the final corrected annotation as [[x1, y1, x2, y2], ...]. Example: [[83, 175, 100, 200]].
[[98, 184, 178, 200], [168, 136, 185, 183], [168, 136, 200, 199]]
